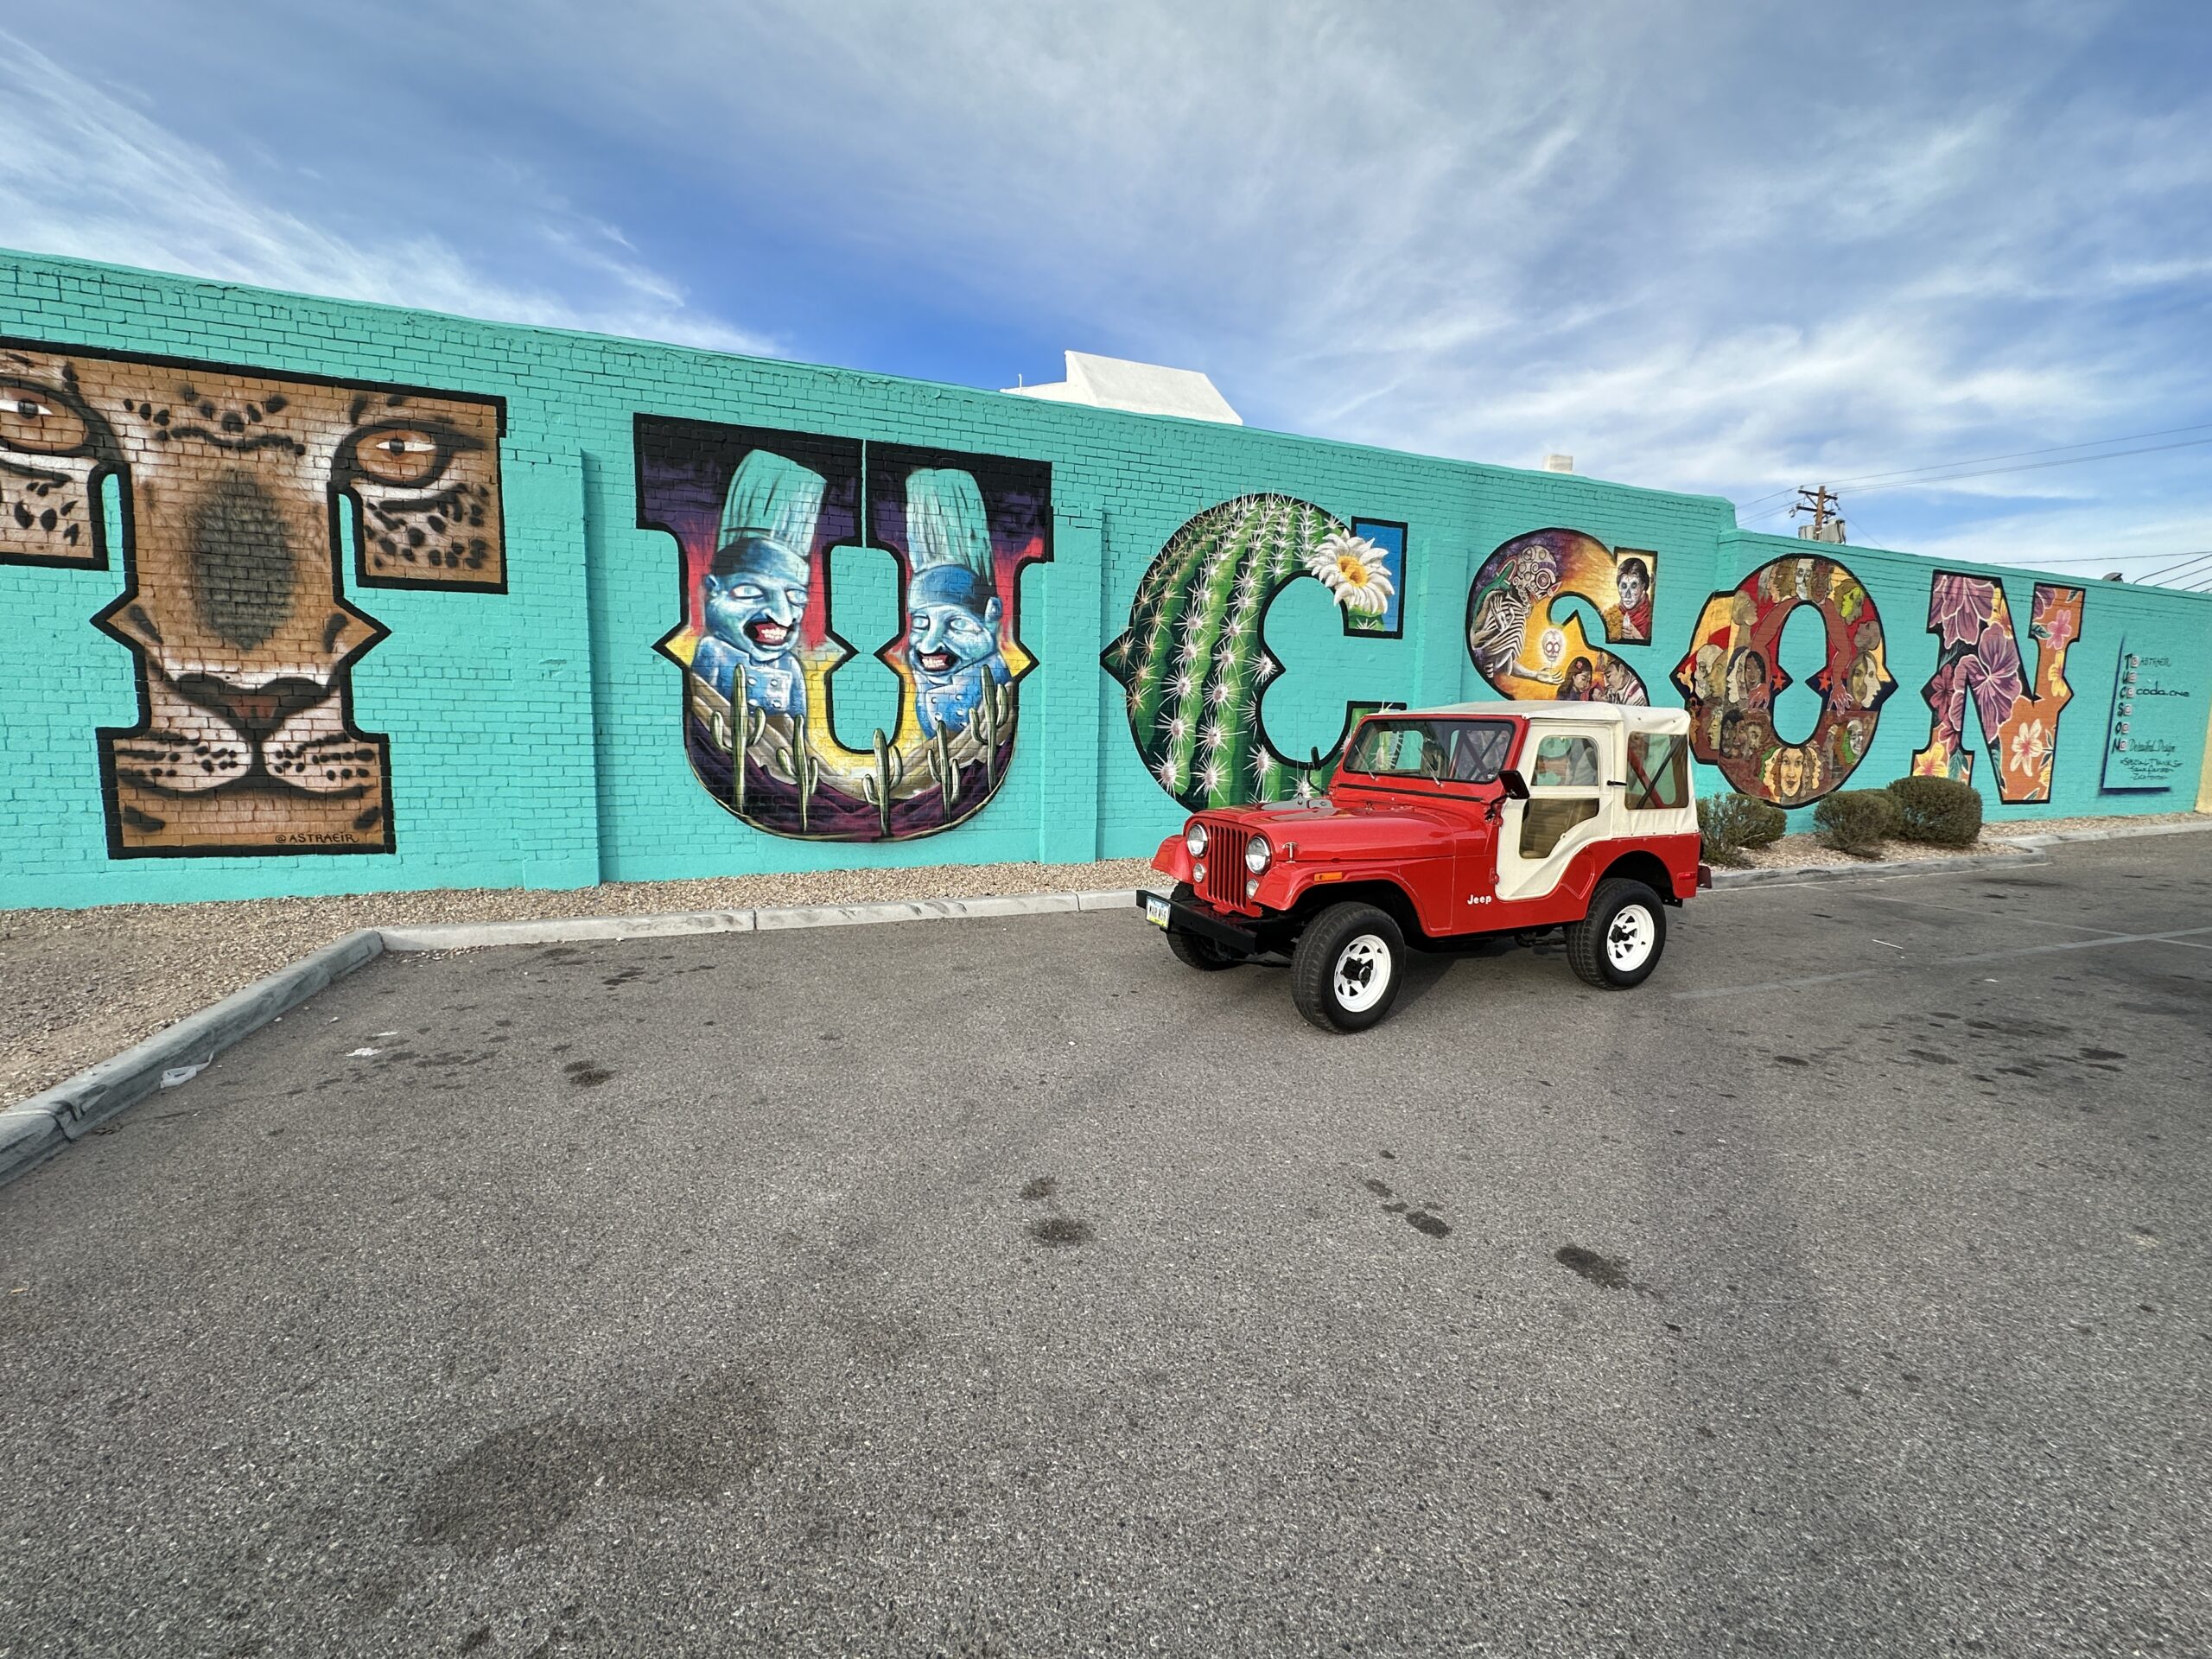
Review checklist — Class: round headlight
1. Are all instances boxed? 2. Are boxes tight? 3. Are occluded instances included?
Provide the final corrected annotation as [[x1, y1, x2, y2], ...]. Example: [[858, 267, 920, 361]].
[[1185, 822, 1209, 857], [1244, 834, 1272, 874]]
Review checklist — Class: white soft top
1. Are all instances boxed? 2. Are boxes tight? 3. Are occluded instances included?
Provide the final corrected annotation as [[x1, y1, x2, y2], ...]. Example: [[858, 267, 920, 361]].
[[1401, 700, 1692, 734]]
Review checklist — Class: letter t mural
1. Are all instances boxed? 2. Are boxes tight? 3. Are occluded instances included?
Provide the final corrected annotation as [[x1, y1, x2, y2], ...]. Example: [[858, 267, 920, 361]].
[[0, 340, 506, 856]]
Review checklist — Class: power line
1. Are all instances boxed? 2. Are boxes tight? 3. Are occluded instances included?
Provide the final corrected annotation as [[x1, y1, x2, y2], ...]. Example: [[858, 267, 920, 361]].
[[2137, 550, 2212, 582], [1736, 417, 2212, 512], [1745, 432, 2212, 522]]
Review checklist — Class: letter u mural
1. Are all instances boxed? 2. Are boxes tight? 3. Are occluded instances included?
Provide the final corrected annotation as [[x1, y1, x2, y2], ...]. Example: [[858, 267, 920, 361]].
[[636, 417, 1051, 839]]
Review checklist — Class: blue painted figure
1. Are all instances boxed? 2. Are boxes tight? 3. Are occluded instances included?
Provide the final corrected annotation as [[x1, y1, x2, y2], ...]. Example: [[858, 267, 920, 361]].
[[902, 467, 1008, 739], [909, 563, 1009, 739], [691, 450, 824, 722]]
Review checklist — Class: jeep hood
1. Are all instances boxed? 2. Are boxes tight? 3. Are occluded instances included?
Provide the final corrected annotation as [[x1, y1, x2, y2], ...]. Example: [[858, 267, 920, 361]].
[[1202, 793, 1465, 859]]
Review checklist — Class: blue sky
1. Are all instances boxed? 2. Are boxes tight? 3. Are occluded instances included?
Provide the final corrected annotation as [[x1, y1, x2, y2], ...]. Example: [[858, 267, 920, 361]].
[[5, 2, 2209, 583]]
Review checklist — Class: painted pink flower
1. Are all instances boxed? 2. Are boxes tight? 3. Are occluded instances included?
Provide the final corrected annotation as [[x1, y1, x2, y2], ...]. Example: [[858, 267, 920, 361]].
[[1927, 575, 1994, 652], [2031, 590, 2080, 652], [1967, 627, 2025, 733]]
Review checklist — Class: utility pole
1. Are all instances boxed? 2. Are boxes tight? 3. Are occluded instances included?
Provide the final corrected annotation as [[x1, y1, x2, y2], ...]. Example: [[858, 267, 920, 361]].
[[1791, 485, 1846, 544]]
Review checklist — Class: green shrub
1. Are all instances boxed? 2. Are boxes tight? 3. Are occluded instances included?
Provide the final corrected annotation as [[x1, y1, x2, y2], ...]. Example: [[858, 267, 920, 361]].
[[1887, 774, 1983, 846], [1814, 789, 1901, 857], [1698, 792, 1788, 866]]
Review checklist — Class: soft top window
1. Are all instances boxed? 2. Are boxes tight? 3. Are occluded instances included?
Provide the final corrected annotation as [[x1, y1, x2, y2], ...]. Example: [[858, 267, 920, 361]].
[[1342, 718, 1514, 785], [1529, 733, 1601, 788]]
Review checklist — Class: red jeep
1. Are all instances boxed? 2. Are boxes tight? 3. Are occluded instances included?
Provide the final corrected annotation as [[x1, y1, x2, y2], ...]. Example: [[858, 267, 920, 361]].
[[1142, 702, 1708, 1030]]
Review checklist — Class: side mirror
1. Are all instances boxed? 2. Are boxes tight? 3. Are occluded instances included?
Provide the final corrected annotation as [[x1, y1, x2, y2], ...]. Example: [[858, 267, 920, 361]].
[[1499, 768, 1530, 801]]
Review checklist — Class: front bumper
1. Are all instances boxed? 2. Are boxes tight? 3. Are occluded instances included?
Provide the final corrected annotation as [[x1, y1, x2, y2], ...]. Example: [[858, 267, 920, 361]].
[[1137, 889, 1265, 956]]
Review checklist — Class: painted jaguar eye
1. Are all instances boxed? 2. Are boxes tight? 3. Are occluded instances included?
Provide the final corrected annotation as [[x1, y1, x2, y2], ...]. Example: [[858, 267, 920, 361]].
[[352, 424, 449, 487], [0, 381, 91, 454]]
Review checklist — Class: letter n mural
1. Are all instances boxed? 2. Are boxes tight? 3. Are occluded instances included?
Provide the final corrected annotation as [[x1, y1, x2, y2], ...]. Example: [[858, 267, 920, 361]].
[[1671, 552, 1896, 807], [0, 339, 506, 856], [1910, 572, 2084, 804]]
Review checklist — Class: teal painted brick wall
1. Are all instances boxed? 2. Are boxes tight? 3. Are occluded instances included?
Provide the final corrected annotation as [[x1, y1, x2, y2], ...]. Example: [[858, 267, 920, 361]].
[[3, 249, 2206, 911]]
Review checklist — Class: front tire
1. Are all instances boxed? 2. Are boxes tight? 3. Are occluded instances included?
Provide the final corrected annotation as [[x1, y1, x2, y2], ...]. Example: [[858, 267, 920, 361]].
[[1566, 878, 1667, 989], [1165, 882, 1242, 970], [1292, 903, 1406, 1032]]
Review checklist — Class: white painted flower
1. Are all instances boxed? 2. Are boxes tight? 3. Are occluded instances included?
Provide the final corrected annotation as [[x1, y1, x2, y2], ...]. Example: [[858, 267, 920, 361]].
[[2006, 717, 2050, 779], [1304, 531, 1395, 615]]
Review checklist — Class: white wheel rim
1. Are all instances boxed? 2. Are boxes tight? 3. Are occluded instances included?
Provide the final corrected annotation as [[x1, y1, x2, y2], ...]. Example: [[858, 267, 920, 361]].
[[1332, 933, 1393, 1012], [1606, 904, 1655, 972]]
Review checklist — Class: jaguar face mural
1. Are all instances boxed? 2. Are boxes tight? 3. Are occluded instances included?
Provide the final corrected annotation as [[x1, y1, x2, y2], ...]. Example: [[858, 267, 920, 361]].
[[639, 417, 1050, 840], [1465, 528, 1656, 704], [1103, 494, 1408, 811], [1910, 572, 2084, 804], [1672, 553, 1896, 807], [0, 340, 505, 855]]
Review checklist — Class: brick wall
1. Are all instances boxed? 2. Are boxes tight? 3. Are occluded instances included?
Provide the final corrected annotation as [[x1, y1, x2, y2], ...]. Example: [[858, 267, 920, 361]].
[[3, 250, 2206, 909]]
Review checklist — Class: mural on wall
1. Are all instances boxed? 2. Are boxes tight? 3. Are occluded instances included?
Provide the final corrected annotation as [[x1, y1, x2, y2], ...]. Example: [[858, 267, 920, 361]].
[[1103, 494, 1404, 810], [639, 417, 1050, 840], [2100, 639, 2193, 793], [1670, 552, 1896, 807], [1909, 573, 2084, 804], [1465, 528, 1656, 704], [1, 340, 505, 856]]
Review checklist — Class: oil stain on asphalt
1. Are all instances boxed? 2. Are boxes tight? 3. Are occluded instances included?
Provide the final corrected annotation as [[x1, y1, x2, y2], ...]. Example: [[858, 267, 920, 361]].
[[411, 1368, 771, 1558]]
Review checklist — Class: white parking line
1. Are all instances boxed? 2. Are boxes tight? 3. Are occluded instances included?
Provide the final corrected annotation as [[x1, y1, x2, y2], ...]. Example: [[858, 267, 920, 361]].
[[1672, 925, 2212, 1001], [1853, 891, 2133, 938]]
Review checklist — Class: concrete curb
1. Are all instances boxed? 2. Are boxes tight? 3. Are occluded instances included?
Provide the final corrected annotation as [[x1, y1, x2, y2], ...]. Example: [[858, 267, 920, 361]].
[[1710, 849, 2048, 889], [375, 888, 1149, 952], [1990, 818, 2211, 849], [2, 929, 385, 1187]]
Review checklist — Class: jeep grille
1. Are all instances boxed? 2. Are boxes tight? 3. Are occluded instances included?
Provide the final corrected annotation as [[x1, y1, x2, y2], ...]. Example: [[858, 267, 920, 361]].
[[1201, 823, 1250, 911]]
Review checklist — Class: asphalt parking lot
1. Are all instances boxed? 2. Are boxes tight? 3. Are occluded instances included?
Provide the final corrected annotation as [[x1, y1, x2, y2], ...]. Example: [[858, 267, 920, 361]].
[[3, 836, 2209, 1657]]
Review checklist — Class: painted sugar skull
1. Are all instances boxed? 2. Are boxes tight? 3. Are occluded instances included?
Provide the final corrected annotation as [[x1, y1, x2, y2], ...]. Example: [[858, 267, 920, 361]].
[[0, 340, 505, 855]]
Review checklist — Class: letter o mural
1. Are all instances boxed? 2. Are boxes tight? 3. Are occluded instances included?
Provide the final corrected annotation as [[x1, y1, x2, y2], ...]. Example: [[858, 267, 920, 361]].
[[1670, 552, 1896, 807]]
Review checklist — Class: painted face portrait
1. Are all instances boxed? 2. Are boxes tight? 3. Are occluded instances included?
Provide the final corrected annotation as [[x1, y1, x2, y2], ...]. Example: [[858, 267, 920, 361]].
[[1773, 747, 1808, 798], [1563, 657, 1595, 699], [906, 563, 1002, 681], [1727, 648, 1770, 709], [703, 536, 810, 667], [1847, 651, 1884, 710]]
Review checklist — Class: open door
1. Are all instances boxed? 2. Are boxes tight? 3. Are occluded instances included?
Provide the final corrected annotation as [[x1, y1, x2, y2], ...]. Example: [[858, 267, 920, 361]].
[[1496, 725, 1613, 901]]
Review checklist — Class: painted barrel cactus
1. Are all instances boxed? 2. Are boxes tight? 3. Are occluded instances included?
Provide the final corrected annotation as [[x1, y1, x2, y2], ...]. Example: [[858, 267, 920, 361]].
[[1103, 493, 1368, 811]]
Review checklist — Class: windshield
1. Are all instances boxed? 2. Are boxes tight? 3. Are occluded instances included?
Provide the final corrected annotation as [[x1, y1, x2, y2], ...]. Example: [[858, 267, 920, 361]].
[[1341, 718, 1514, 785]]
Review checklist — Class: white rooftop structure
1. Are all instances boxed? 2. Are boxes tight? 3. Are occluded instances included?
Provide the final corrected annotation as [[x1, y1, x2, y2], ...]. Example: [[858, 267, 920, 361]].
[[1004, 351, 1241, 424]]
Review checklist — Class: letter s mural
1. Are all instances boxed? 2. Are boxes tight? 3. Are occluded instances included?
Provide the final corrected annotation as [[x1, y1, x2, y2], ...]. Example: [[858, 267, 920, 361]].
[[1465, 528, 1656, 704], [637, 416, 1050, 840], [1103, 494, 1405, 810], [1, 338, 506, 857], [1671, 553, 1896, 807]]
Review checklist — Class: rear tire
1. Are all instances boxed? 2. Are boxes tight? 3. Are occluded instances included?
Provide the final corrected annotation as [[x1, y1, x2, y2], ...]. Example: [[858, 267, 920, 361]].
[[1165, 882, 1243, 970], [1566, 878, 1666, 989], [1292, 903, 1406, 1032]]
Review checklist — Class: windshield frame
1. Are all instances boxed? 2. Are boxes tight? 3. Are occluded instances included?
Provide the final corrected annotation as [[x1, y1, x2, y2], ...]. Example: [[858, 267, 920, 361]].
[[1335, 715, 1519, 792]]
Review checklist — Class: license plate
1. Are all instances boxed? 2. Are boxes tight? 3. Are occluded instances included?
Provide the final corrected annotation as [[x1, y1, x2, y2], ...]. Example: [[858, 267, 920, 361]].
[[1144, 894, 1171, 929]]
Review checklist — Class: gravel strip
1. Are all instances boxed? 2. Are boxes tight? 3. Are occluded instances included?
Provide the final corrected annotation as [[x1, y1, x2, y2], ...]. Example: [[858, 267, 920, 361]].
[[1, 859, 1158, 1108]]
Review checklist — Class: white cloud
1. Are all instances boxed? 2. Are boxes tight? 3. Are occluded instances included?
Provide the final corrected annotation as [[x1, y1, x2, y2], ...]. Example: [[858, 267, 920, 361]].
[[0, 31, 774, 356]]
